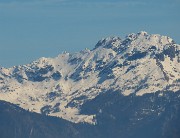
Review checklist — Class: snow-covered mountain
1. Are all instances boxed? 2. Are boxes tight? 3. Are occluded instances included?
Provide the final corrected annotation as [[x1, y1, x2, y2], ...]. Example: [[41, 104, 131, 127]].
[[0, 31, 179, 124]]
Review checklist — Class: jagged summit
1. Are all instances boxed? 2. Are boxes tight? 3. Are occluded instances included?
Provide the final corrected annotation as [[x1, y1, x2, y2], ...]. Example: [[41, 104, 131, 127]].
[[0, 31, 179, 124], [94, 31, 177, 61], [95, 36, 121, 49], [96, 31, 174, 48]]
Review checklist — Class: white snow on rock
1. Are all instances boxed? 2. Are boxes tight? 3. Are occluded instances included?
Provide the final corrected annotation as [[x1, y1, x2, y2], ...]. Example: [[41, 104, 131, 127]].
[[0, 31, 179, 124]]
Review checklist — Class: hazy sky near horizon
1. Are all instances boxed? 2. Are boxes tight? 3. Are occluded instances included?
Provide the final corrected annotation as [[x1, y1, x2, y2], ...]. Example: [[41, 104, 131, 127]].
[[0, 0, 180, 67]]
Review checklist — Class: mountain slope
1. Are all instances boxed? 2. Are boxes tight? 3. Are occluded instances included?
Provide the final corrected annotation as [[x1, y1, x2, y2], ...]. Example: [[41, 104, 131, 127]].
[[0, 100, 93, 138], [81, 90, 180, 138], [0, 90, 180, 138], [0, 31, 179, 123]]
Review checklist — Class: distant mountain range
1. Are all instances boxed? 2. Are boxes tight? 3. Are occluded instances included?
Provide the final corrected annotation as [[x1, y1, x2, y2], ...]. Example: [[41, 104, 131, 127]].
[[0, 31, 180, 138]]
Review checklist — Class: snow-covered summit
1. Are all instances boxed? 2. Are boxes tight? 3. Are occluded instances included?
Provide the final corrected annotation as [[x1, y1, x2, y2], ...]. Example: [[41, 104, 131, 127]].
[[0, 31, 179, 124]]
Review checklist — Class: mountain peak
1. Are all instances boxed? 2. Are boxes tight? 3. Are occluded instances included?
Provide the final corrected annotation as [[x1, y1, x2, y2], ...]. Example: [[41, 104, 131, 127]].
[[137, 31, 148, 35], [95, 36, 121, 49], [94, 31, 176, 54], [126, 31, 148, 39]]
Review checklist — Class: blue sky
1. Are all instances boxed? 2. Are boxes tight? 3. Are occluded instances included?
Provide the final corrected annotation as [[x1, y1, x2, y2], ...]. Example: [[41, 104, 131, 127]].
[[0, 0, 180, 67]]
